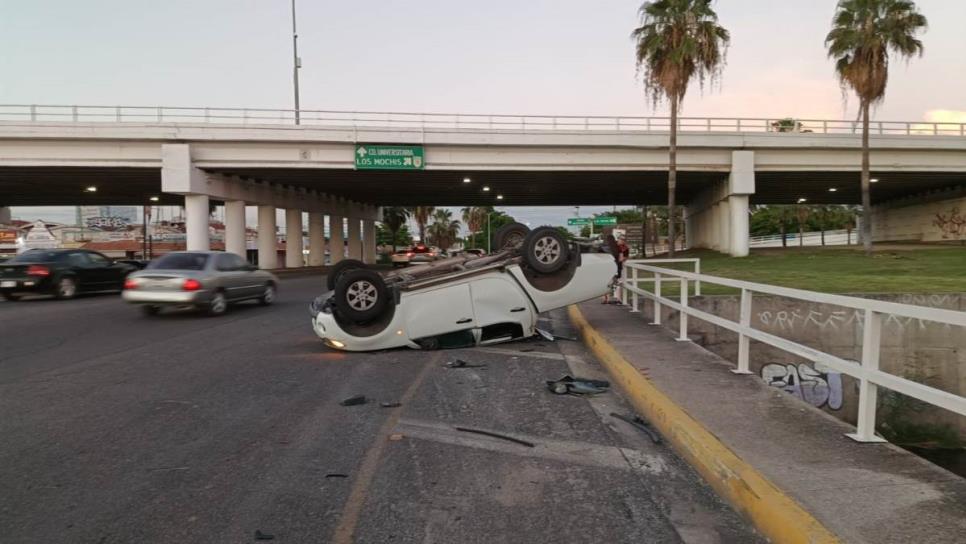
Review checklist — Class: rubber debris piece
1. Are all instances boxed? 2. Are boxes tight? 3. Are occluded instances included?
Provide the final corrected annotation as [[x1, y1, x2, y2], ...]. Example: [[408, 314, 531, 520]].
[[454, 426, 535, 448], [254, 529, 275, 540], [445, 359, 486, 369], [339, 395, 367, 406], [546, 375, 610, 395], [325, 473, 348, 478], [535, 328, 556, 342], [380, 401, 402, 408], [610, 412, 662, 444]]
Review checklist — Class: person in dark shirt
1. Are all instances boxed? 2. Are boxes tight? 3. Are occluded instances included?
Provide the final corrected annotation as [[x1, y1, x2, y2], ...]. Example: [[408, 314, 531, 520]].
[[602, 234, 620, 304]]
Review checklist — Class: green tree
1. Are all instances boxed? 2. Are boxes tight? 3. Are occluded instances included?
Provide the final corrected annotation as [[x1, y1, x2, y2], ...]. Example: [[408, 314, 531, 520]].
[[427, 209, 461, 251], [633, 0, 730, 257], [381, 207, 410, 250], [461, 206, 488, 248], [376, 223, 413, 247], [826, 0, 927, 254], [410, 206, 435, 243]]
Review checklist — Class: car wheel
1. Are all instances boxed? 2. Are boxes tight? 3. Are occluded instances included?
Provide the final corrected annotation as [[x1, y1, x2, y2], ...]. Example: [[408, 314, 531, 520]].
[[523, 226, 570, 274], [334, 268, 388, 323], [207, 291, 228, 316], [141, 305, 161, 316], [326, 259, 367, 291], [418, 337, 440, 350], [259, 283, 276, 306], [1, 293, 20, 301], [493, 222, 530, 250], [55, 277, 77, 299]]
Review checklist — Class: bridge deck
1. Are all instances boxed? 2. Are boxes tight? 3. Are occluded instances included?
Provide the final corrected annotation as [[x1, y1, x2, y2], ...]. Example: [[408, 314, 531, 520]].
[[574, 301, 966, 544]]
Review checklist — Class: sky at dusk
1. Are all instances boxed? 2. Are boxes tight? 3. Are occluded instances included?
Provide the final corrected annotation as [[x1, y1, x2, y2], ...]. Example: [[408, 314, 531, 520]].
[[3, 0, 964, 230]]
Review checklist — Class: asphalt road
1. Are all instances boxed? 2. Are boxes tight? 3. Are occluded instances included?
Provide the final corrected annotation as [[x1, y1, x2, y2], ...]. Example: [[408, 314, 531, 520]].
[[0, 275, 762, 543]]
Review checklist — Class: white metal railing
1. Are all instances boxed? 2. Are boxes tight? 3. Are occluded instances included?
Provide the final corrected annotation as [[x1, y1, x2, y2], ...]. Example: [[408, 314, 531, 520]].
[[0, 104, 964, 136], [621, 263, 966, 443], [749, 229, 858, 248], [619, 259, 701, 311]]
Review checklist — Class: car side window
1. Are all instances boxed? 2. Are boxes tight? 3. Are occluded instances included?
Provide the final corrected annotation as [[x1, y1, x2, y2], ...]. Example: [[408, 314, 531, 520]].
[[229, 254, 249, 270], [215, 254, 236, 271], [87, 252, 110, 267], [67, 252, 90, 267]]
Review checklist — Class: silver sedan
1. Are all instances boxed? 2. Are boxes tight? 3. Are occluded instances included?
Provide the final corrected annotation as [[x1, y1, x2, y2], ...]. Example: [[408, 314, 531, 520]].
[[122, 251, 278, 316]]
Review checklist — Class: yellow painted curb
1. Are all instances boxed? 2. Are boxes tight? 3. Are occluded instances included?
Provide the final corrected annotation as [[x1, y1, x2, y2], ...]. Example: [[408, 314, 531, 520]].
[[568, 304, 840, 544]]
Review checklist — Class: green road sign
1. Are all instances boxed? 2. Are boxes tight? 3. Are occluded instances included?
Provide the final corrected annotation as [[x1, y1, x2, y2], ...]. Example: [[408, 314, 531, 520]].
[[594, 216, 618, 226], [355, 144, 425, 170], [567, 217, 591, 226]]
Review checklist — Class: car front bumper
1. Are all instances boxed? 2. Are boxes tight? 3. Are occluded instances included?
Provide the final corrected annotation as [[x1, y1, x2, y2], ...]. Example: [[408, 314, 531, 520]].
[[122, 289, 209, 305]]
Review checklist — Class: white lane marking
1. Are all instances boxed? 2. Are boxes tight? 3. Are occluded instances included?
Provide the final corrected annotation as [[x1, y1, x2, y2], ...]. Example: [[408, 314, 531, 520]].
[[463, 346, 566, 361]]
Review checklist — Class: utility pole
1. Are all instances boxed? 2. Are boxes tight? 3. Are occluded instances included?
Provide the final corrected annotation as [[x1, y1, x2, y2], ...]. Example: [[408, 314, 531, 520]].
[[291, 0, 301, 125]]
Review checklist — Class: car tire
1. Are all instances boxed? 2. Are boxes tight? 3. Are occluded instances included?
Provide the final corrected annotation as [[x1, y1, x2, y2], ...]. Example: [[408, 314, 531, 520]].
[[493, 222, 530, 250], [54, 277, 77, 299], [141, 305, 161, 316], [326, 259, 367, 292], [334, 268, 388, 324], [1, 293, 20, 301], [259, 283, 276, 306], [206, 290, 228, 316], [522, 226, 570, 274], [418, 337, 440, 350]]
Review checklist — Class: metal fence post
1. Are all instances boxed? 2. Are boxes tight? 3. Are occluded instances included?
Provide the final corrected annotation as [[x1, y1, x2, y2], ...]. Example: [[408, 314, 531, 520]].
[[630, 267, 639, 313], [732, 289, 754, 374], [72, 106, 78, 122], [651, 273, 662, 325], [115, 106, 121, 122], [157, 107, 163, 122], [677, 277, 689, 341], [847, 310, 887, 442], [694, 260, 701, 296], [620, 264, 628, 306], [29, 104, 36, 121]]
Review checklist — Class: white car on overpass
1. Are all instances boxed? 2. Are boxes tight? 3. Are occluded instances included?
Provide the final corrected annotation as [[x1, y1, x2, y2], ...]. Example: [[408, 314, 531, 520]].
[[310, 224, 615, 351]]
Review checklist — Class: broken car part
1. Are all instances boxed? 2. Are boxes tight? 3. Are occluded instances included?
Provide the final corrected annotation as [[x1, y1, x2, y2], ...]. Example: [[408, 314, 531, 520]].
[[610, 412, 662, 444], [454, 426, 535, 448], [339, 395, 367, 406], [546, 375, 610, 395]]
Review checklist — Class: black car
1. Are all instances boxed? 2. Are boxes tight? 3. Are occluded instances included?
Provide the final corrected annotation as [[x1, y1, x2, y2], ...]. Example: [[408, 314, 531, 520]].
[[0, 249, 136, 301]]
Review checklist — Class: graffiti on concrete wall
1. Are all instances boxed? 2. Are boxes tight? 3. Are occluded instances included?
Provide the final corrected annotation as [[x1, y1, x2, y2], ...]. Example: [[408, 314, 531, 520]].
[[933, 207, 965, 239], [761, 363, 843, 410], [757, 296, 955, 333]]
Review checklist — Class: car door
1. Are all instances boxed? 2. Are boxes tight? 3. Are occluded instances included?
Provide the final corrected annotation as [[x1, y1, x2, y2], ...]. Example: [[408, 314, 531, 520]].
[[64, 251, 98, 291], [229, 253, 262, 297], [85, 251, 122, 289], [214, 253, 247, 300], [470, 276, 535, 343], [404, 283, 476, 341]]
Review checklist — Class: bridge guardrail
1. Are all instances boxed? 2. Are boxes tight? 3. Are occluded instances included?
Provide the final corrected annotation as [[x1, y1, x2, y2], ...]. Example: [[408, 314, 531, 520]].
[[620, 261, 966, 443], [0, 104, 964, 136]]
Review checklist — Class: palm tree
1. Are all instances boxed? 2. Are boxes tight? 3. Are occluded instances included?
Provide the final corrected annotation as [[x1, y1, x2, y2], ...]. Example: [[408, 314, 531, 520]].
[[825, 0, 927, 254], [632, 0, 730, 257], [410, 206, 435, 243], [427, 209, 461, 251], [461, 206, 488, 248], [381, 207, 410, 249]]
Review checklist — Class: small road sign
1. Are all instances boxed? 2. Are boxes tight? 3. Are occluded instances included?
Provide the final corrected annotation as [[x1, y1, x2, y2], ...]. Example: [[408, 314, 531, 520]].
[[355, 145, 425, 170]]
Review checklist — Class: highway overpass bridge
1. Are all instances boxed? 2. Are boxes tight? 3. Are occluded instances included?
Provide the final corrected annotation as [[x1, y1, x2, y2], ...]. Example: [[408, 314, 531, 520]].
[[1, 105, 964, 265]]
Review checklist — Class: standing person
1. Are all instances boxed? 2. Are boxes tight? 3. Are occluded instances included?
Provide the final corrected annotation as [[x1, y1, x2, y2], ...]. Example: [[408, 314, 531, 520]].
[[602, 234, 620, 304], [615, 236, 630, 303]]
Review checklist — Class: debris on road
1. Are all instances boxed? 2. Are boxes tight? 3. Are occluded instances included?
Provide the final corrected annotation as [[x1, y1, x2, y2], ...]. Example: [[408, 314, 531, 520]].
[[380, 401, 402, 408], [254, 529, 275, 540], [389, 433, 404, 441], [610, 412, 662, 444], [339, 395, 367, 406], [546, 375, 610, 395], [536, 328, 555, 341], [454, 426, 535, 448], [325, 473, 348, 478], [445, 359, 486, 369]]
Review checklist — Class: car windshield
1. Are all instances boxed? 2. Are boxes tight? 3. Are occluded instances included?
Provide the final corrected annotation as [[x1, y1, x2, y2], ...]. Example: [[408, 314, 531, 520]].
[[147, 253, 209, 271], [9, 250, 61, 263]]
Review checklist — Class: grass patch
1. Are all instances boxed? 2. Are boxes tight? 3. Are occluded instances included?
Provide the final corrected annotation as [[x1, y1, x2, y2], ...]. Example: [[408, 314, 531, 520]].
[[631, 246, 966, 295]]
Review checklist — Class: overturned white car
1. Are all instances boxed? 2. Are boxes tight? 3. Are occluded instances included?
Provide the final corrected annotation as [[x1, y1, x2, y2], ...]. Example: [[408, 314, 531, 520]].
[[310, 224, 615, 352]]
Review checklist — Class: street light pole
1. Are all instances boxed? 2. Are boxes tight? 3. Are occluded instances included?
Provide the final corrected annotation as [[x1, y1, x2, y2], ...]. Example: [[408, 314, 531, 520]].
[[486, 212, 492, 254], [291, 0, 301, 125]]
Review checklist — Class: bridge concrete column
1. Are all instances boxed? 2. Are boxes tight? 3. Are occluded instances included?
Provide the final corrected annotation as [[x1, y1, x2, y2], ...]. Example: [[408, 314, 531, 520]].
[[224, 200, 246, 257], [257, 205, 277, 269], [329, 215, 344, 264], [347, 217, 362, 260], [363, 219, 377, 264], [729, 195, 750, 257], [285, 209, 304, 268], [184, 194, 210, 251], [0, 207, 10, 224], [718, 198, 731, 253], [308, 212, 325, 266]]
